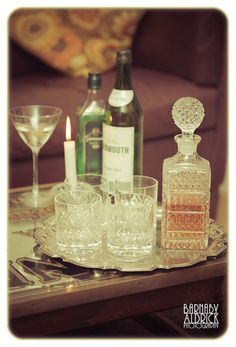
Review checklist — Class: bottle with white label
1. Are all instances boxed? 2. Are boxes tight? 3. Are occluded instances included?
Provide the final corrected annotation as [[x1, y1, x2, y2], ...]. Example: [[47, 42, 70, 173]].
[[102, 49, 143, 185]]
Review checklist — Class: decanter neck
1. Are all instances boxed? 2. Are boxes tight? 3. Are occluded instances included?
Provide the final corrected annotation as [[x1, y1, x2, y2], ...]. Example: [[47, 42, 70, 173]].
[[175, 134, 201, 155]]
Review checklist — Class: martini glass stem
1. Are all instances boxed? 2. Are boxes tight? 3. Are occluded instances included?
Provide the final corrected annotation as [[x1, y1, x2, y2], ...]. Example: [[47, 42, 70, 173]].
[[32, 149, 40, 207]]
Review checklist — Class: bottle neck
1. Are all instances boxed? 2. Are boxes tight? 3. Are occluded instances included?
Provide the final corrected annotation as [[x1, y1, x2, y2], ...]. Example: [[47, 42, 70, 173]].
[[87, 88, 102, 100], [175, 134, 201, 155], [115, 61, 133, 90]]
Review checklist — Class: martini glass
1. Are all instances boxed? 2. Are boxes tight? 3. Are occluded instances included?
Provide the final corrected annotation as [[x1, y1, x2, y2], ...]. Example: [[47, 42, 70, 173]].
[[10, 105, 62, 208]]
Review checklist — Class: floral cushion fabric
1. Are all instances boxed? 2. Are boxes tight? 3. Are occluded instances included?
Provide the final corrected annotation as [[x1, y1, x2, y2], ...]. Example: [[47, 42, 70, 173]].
[[10, 9, 144, 77]]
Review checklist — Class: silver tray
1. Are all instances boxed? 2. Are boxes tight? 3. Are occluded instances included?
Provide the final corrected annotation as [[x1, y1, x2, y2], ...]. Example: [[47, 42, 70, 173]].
[[34, 216, 227, 272]]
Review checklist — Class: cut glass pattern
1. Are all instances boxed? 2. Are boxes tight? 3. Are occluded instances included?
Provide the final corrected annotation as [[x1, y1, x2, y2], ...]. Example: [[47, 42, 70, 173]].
[[161, 97, 211, 250], [172, 97, 205, 135]]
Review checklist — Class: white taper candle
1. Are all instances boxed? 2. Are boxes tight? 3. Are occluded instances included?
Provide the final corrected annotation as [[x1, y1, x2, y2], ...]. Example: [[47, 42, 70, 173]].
[[64, 116, 77, 187]]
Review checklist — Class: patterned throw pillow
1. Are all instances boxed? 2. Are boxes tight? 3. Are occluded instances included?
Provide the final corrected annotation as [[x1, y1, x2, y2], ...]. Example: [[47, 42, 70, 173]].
[[9, 9, 144, 77]]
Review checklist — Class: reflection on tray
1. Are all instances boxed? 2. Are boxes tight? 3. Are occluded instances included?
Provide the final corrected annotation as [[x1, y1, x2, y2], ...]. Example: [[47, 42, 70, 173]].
[[34, 216, 227, 272]]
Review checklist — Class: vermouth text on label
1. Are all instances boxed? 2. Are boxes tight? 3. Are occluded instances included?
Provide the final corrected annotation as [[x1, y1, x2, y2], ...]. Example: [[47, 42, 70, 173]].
[[102, 123, 134, 183], [103, 143, 129, 154]]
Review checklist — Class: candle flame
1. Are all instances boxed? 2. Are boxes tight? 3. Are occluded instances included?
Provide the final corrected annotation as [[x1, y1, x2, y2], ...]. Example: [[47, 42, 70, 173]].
[[66, 116, 71, 141]]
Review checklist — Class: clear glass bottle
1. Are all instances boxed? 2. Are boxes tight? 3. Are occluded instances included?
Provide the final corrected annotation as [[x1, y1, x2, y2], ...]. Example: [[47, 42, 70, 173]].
[[161, 97, 211, 250], [76, 72, 105, 174], [102, 49, 143, 185]]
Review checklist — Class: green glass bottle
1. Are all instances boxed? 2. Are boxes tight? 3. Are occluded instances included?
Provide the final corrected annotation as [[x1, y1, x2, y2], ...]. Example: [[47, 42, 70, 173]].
[[76, 72, 105, 174], [102, 49, 143, 183]]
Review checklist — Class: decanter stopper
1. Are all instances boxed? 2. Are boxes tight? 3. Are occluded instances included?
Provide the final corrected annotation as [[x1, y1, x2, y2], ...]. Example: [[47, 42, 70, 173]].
[[172, 97, 205, 135]]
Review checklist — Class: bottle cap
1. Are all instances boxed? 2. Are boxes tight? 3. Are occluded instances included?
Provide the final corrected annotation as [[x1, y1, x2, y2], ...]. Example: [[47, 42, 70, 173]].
[[88, 72, 102, 90], [117, 49, 132, 63], [172, 97, 205, 135]]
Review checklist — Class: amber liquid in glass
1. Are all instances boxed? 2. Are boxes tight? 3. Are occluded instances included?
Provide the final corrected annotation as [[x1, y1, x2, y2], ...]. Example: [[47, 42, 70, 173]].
[[161, 137, 211, 250]]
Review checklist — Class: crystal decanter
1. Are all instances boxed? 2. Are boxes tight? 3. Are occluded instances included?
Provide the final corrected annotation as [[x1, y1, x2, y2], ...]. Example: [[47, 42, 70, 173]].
[[161, 97, 211, 250]]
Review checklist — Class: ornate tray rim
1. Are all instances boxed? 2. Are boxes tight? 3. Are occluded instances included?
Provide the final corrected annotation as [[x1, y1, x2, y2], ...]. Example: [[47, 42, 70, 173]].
[[34, 216, 227, 272]]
